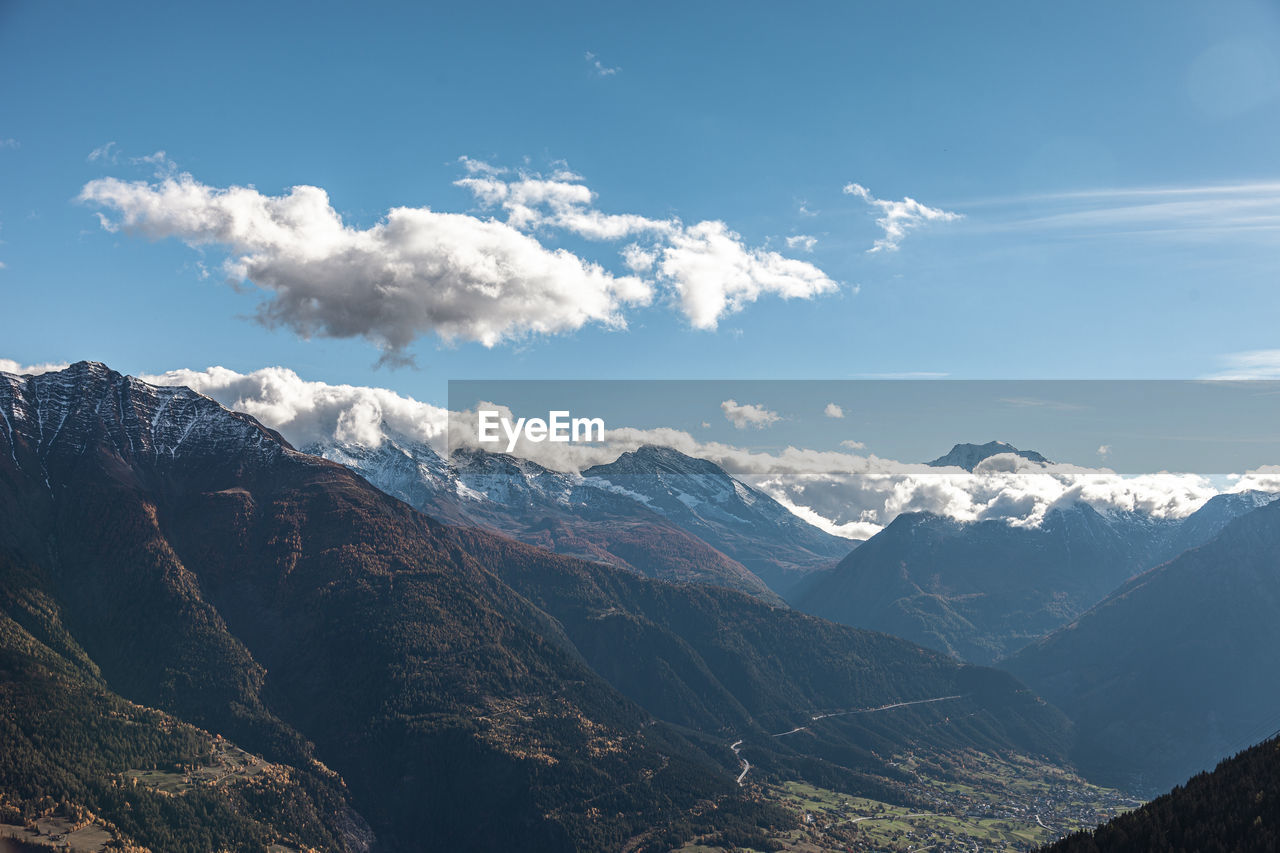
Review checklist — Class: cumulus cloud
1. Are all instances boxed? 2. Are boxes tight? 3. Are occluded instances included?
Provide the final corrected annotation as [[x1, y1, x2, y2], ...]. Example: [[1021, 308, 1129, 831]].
[[1097, 444, 1112, 458], [721, 399, 781, 429], [80, 172, 652, 363], [457, 160, 839, 330], [81, 161, 838, 360], [0, 359, 72, 376], [824, 402, 844, 418], [1233, 465, 1280, 493], [454, 170, 672, 239], [843, 182, 962, 252], [660, 221, 837, 328], [141, 365, 448, 449], [786, 234, 817, 252]]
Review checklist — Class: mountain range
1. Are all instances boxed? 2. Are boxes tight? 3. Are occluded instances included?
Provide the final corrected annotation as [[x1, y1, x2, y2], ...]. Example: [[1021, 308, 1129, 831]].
[[1007, 495, 1280, 793], [795, 491, 1275, 664], [0, 363, 1075, 851], [307, 435, 855, 600]]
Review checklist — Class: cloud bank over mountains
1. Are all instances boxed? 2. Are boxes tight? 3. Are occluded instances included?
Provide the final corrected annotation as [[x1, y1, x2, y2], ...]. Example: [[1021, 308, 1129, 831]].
[[131, 364, 1280, 539], [140, 365, 450, 449], [79, 158, 840, 362]]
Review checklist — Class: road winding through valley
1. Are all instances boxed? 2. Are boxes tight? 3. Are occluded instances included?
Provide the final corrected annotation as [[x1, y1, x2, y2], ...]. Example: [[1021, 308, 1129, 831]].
[[729, 694, 965, 785]]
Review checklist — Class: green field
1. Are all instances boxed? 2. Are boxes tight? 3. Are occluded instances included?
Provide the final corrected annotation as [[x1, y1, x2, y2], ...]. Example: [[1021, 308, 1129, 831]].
[[677, 749, 1141, 853]]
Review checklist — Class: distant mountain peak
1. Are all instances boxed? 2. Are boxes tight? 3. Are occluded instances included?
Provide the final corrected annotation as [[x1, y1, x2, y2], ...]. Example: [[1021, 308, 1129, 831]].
[[591, 444, 727, 478], [927, 441, 1049, 471]]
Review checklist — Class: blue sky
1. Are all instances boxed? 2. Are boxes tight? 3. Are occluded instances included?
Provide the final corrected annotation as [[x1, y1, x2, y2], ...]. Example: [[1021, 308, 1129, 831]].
[[3, 0, 1280, 407]]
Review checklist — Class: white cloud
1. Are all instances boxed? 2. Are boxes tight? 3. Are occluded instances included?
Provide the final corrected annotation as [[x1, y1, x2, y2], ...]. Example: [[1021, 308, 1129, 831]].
[[141, 365, 448, 449], [721, 399, 781, 429], [80, 161, 837, 361], [824, 402, 844, 418], [1097, 444, 1112, 458], [130, 149, 178, 177], [0, 359, 72, 376], [843, 182, 962, 252], [786, 234, 817, 252], [1207, 349, 1280, 379], [80, 172, 653, 362], [87, 141, 118, 163], [457, 160, 839, 330], [983, 182, 1280, 243], [840, 439, 866, 450], [659, 221, 838, 329], [585, 51, 619, 77], [0, 138, 18, 150]]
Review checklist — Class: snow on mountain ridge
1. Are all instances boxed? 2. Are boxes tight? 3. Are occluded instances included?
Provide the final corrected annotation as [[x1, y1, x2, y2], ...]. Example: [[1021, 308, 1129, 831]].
[[0, 361, 291, 473]]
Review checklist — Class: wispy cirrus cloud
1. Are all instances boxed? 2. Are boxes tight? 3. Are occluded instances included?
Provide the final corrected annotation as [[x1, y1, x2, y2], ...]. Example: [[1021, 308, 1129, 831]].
[[87, 141, 118, 163], [974, 181, 1280, 242], [584, 51, 619, 77], [1206, 349, 1280, 380]]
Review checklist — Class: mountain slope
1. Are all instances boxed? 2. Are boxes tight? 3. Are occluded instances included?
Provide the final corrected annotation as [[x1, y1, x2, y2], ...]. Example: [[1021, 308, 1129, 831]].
[[0, 600, 364, 852], [1043, 736, 1280, 853], [0, 362, 742, 851], [795, 504, 1179, 664], [583, 446, 856, 596], [0, 362, 1083, 850], [313, 436, 782, 602], [796, 489, 1275, 665], [1006, 498, 1280, 793]]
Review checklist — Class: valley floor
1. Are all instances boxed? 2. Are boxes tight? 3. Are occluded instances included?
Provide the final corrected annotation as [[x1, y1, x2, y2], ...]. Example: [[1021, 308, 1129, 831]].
[[679, 750, 1140, 853]]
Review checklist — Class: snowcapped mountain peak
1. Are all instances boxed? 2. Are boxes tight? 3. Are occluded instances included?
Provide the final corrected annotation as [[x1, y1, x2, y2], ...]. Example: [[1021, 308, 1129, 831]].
[[593, 444, 730, 479], [0, 361, 290, 477], [927, 440, 1050, 471]]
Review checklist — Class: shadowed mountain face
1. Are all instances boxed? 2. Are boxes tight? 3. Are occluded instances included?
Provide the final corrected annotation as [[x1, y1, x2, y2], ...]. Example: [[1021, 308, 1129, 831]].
[[0, 363, 1077, 851], [1043, 737, 1280, 853], [310, 437, 855, 601], [795, 491, 1276, 666], [0, 363, 737, 851], [1006, 498, 1280, 794], [582, 446, 855, 595]]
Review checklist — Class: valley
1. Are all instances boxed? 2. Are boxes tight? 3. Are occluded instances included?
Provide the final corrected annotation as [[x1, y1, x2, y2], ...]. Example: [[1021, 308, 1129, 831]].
[[676, 749, 1137, 853]]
